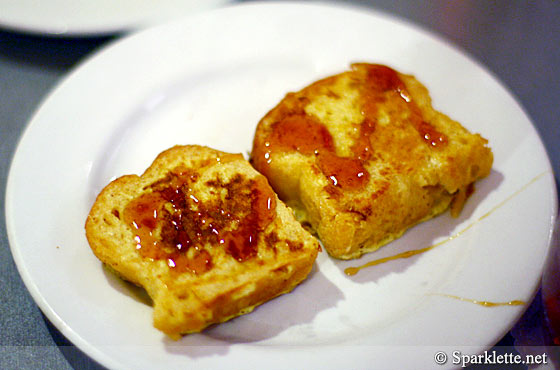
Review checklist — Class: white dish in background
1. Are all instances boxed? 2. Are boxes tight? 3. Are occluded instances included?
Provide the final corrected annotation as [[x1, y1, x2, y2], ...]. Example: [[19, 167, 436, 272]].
[[0, 0, 230, 36], [5, 2, 557, 369]]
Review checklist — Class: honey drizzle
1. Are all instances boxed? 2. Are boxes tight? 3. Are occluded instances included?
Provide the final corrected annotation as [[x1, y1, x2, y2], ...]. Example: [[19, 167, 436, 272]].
[[123, 166, 277, 274], [344, 171, 548, 276], [252, 64, 448, 193], [435, 294, 525, 307]]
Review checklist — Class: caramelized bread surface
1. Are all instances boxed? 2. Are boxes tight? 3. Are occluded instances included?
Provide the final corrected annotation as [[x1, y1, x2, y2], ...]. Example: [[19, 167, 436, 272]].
[[251, 63, 493, 259], [85, 145, 319, 338]]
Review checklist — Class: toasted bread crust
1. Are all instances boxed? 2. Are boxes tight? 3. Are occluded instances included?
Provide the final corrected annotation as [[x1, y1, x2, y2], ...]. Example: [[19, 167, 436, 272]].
[[251, 63, 493, 259], [85, 145, 319, 337]]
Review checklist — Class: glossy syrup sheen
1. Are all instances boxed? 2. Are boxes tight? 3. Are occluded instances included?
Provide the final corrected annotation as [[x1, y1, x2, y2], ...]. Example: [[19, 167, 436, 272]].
[[123, 167, 277, 274], [252, 64, 448, 192]]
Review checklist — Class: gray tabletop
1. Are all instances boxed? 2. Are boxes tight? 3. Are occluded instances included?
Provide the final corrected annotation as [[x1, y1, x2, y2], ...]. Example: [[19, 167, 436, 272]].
[[1, 1, 558, 369]]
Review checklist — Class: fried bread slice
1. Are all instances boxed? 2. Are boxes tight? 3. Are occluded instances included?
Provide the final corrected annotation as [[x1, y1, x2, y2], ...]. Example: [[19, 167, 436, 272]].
[[85, 145, 319, 338], [251, 63, 493, 260]]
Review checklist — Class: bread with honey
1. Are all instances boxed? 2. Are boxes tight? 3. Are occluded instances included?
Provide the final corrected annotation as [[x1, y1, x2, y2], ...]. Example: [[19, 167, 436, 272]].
[[251, 63, 493, 260], [85, 145, 319, 338]]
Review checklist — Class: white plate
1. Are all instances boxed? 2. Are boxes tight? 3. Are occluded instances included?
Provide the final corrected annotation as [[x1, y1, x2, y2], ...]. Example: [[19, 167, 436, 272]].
[[6, 2, 558, 369], [0, 0, 230, 36]]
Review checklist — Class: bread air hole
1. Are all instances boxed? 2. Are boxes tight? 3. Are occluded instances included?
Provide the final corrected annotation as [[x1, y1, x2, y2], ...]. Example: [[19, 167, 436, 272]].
[[112, 209, 121, 219]]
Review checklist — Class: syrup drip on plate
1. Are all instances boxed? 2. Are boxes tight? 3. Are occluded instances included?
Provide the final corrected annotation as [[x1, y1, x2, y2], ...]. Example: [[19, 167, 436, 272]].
[[434, 294, 525, 307], [344, 171, 548, 276]]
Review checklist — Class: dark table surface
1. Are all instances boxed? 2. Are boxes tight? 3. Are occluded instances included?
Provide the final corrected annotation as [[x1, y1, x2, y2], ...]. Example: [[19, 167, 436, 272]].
[[1, 1, 558, 369]]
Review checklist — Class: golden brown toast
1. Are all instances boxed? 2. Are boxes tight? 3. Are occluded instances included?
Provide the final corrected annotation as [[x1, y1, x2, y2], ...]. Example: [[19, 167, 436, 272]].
[[85, 145, 319, 338], [251, 63, 493, 260]]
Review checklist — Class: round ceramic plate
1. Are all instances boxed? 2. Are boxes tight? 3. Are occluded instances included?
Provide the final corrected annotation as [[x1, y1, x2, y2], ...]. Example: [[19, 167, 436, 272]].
[[6, 2, 557, 369], [0, 0, 230, 36]]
